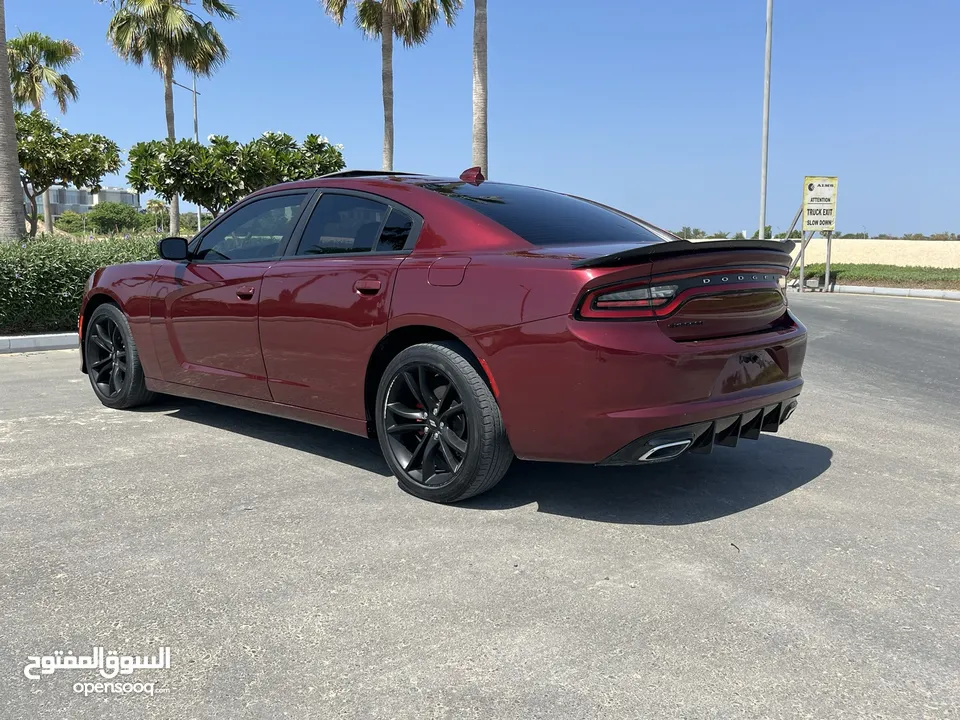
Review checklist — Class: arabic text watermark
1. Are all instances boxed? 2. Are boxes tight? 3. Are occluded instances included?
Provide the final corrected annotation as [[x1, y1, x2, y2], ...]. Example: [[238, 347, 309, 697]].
[[24, 646, 171, 695]]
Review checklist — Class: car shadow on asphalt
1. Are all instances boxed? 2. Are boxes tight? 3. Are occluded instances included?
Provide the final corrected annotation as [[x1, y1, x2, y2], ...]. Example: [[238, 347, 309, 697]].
[[460, 437, 832, 524], [136, 398, 831, 525], [135, 396, 393, 477]]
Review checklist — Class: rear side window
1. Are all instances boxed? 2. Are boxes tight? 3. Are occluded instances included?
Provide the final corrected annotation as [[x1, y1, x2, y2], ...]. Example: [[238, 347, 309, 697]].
[[376, 209, 414, 252], [295, 194, 387, 255], [417, 181, 666, 247]]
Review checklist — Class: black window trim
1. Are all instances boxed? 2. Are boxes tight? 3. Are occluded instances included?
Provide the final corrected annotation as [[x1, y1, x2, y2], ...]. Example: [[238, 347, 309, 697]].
[[280, 188, 424, 260], [185, 189, 317, 264]]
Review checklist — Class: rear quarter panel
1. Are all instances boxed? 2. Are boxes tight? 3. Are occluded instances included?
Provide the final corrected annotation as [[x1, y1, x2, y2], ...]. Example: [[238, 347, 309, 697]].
[[389, 249, 619, 334]]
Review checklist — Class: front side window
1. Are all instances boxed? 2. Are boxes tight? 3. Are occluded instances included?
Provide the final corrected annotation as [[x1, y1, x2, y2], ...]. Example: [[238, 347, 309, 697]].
[[295, 194, 388, 255], [193, 193, 308, 262]]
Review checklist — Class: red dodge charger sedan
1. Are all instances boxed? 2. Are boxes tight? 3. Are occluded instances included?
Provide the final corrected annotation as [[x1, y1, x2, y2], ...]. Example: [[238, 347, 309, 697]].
[[79, 169, 806, 503]]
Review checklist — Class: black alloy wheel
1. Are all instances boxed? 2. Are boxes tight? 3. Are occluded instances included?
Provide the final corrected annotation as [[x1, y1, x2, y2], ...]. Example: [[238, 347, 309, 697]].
[[84, 303, 155, 409], [87, 314, 127, 399], [375, 341, 514, 503], [383, 363, 469, 488]]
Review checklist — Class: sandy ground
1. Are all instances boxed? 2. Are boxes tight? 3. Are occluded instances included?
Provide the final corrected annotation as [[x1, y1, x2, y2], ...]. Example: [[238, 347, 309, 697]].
[[789, 239, 960, 268]]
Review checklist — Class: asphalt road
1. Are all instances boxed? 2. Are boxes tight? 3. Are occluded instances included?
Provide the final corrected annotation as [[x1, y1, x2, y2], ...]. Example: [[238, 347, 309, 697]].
[[1, 292, 958, 719]]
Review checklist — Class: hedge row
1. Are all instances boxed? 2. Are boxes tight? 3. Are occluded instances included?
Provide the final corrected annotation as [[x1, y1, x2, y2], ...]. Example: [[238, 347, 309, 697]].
[[790, 263, 960, 290], [0, 235, 158, 335]]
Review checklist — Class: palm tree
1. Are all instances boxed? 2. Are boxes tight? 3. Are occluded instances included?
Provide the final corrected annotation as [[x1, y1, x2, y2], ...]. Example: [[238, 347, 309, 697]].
[[8, 31, 81, 236], [471, 0, 486, 176], [107, 0, 236, 236], [146, 198, 167, 232], [0, 0, 26, 240], [319, 0, 460, 171]]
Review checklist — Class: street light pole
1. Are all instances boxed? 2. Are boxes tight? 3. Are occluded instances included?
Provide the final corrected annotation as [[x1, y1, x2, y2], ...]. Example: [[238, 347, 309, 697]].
[[192, 75, 201, 231], [173, 76, 204, 232], [758, 0, 774, 241]]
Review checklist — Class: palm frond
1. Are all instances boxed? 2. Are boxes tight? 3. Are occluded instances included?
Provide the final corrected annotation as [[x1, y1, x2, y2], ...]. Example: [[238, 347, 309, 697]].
[[106, 0, 235, 77], [397, 1, 434, 46], [181, 20, 230, 76], [7, 31, 82, 112], [161, 3, 193, 36], [40, 67, 80, 113], [319, 0, 349, 25], [354, 0, 383, 38], [107, 8, 149, 65], [383, 0, 414, 25], [348, 0, 458, 44], [438, 0, 461, 26], [44, 38, 82, 67], [200, 0, 237, 20], [407, 0, 460, 34]]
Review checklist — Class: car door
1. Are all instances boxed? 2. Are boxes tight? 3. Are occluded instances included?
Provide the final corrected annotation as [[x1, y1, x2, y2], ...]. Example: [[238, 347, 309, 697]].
[[258, 190, 422, 418], [150, 191, 313, 400]]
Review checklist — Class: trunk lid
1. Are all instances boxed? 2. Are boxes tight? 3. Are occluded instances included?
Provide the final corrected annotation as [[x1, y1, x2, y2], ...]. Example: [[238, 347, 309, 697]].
[[571, 239, 795, 341]]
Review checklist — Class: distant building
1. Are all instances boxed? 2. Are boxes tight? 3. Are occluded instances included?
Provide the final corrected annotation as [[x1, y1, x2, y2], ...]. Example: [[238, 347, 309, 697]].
[[26, 186, 141, 219]]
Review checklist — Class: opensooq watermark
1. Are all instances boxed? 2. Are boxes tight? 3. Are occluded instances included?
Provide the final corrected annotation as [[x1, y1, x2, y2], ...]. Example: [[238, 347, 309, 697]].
[[23, 646, 171, 696]]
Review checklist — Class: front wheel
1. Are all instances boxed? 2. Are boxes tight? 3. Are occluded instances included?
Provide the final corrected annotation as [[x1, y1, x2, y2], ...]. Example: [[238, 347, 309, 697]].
[[84, 303, 155, 409], [375, 341, 513, 503]]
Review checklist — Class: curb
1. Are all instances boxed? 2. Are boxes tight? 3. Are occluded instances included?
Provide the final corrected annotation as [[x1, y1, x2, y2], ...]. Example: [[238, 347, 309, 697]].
[[833, 285, 960, 300], [789, 280, 960, 300], [0, 333, 78, 354]]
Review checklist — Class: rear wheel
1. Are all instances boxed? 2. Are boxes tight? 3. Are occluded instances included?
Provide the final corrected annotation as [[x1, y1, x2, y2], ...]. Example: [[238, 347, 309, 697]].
[[375, 341, 513, 503], [84, 303, 155, 409]]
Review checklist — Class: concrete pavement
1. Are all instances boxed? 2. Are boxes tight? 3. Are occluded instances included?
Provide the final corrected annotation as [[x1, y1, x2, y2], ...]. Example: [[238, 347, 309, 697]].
[[0, 292, 958, 719]]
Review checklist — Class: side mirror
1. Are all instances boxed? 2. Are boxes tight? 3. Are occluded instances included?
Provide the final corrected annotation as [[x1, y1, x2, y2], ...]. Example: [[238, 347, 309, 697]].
[[157, 236, 189, 261]]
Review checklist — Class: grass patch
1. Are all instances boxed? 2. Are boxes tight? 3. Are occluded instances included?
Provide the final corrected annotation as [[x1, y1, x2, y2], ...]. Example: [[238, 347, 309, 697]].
[[791, 263, 960, 290]]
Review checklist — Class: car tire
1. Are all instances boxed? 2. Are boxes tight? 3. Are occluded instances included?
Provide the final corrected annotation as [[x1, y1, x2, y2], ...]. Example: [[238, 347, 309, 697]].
[[84, 303, 155, 410], [375, 341, 513, 503]]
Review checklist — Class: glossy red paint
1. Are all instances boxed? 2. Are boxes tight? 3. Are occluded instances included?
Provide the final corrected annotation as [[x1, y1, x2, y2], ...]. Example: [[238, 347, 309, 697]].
[[258, 254, 403, 416], [473, 313, 805, 462], [150, 260, 274, 399], [80, 173, 807, 465]]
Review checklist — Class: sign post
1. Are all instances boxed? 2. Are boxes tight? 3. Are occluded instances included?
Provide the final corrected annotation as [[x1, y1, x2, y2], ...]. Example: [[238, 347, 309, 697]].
[[802, 176, 838, 291], [824, 230, 833, 290], [799, 233, 805, 292]]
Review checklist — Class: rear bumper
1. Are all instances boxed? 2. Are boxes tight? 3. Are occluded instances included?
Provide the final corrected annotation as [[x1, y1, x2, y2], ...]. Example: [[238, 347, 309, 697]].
[[475, 311, 807, 463], [600, 396, 799, 465]]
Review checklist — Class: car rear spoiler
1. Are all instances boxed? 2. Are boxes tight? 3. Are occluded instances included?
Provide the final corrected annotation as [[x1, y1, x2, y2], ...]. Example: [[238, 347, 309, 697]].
[[573, 239, 796, 269]]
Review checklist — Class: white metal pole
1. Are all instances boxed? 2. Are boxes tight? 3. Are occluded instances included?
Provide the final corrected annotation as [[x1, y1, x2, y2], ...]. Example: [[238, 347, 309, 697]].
[[758, 0, 774, 240], [824, 230, 833, 291], [193, 75, 202, 232], [799, 232, 806, 292]]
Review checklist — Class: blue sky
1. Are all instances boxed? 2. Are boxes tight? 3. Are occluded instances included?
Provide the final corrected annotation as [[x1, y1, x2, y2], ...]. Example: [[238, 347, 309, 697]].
[[8, 0, 959, 235]]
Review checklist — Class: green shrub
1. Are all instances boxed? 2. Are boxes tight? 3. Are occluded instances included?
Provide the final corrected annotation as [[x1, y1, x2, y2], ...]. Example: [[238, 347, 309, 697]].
[[86, 202, 144, 234], [0, 235, 158, 334], [55, 210, 86, 235], [179, 211, 214, 233]]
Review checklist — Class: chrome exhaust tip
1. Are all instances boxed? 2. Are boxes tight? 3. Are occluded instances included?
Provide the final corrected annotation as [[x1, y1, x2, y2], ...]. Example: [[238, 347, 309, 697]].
[[638, 439, 693, 462], [781, 399, 798, 424]]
